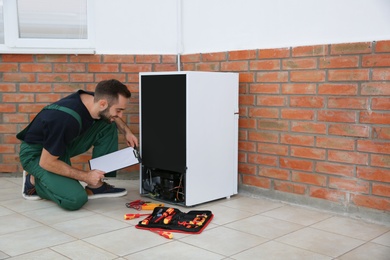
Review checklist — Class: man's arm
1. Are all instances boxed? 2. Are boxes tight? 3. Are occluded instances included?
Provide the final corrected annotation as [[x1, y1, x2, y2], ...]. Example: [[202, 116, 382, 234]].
[[39, 148, 105, 187], [113, 116, 139, 147]]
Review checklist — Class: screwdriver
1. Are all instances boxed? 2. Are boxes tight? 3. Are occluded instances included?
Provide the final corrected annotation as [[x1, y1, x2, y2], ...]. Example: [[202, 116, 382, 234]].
[[123, 213, 150, 220]]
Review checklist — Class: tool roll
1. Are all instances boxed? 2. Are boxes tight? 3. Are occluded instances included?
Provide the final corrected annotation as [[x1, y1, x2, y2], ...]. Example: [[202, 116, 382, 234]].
[[135, 206, 213, 234]]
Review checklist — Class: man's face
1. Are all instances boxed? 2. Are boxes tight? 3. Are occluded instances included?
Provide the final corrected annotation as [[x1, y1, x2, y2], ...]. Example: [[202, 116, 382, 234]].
[[98, 95, 128, 123]]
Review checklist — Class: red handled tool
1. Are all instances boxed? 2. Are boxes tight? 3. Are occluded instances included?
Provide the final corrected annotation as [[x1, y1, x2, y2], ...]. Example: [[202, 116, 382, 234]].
[[123, 213, 150, 220]]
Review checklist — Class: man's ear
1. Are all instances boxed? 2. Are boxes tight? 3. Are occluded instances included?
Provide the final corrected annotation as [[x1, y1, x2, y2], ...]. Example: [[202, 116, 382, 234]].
[[98, 99, 108, 110]]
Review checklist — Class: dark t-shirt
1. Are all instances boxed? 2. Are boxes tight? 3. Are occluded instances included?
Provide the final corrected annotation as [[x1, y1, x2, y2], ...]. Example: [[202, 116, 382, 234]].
[[22, 90, 95, 157]]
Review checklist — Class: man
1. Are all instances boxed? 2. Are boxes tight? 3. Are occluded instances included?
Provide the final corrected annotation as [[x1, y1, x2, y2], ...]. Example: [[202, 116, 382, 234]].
[[17, 79, 138, 211]]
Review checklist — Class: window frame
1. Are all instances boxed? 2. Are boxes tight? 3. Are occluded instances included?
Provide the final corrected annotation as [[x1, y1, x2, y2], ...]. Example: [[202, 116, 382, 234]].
[[0, 0, 95, 54]]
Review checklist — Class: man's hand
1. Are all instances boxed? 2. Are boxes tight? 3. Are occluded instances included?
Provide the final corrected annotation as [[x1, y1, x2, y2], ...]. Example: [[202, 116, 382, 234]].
[[113, 117, 139, 147], [85, 169, 105, 187], [125, 131, 138, 147]]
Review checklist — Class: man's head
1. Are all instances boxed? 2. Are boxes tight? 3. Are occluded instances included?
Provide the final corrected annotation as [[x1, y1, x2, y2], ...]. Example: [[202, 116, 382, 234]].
[[94, 79, 131, 123]]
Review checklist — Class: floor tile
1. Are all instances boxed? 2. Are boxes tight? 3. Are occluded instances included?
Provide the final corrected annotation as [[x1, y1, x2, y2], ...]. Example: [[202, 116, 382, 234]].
[[218, 195, 284, 214], [51, 240, 118, 259], [1, 197, 55, 213], [226, 215, 304, 239], [52, 213, 129, 239], [261, 205, 333, 226], [0, 226, 75, 257], [8, 249, 69, 260], [179, 226, 268, 257], [124, 240, 225, 260], [203, 204, 255, 225], [231, 240, 331, 260], [338, 242, 390, 260], [311, 216, 390, 240], [83, 197, 130, 213], [276, 227, 365, 257], [0, 205, 14, 217], [372, 231, 390, 246], [0, 213, 43, 235], [83, 227, 169, 256]]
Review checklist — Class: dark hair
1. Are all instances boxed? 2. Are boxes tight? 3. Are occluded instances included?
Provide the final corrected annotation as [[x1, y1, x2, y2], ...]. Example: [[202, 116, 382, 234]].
[[94, 79, 131, 106]]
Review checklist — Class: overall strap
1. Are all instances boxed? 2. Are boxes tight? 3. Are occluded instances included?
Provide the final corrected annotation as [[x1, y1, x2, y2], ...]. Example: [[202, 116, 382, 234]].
[[43, 104, 82, 133]]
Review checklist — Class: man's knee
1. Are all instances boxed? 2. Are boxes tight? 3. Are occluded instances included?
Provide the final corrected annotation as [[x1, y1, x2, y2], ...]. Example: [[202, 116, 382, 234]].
[[59, 190, 88, 211]]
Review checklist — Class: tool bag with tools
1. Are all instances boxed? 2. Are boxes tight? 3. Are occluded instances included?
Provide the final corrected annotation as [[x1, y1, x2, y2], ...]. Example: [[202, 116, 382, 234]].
[[135, 206, 213, 234]]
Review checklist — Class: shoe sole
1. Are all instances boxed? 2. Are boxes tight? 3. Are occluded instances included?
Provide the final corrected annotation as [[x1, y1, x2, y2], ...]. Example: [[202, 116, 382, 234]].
[[88, 190, 128, 200], [22, 170, 42, 201]]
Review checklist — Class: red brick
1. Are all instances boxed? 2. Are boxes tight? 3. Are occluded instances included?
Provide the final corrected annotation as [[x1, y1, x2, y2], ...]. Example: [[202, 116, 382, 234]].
[[0, 83, 16, 92], [351, 194, 390, 211], [38, 73, 69, 82], [88, 64, 119, 73], [0, 144, 15, 153], [162, 55, 176, 63], [318, 110, 356, 123], [70, 73, 94, 82], [362, 54, 390, 67], [259, 48, 290, 58], [103, 55, 134, 63], [328, 97, 368, 109], [3, 73, 35, 82], [291, 146, 326, 160], [248, 131, 278, 143], [2, 94, 34, 103], [248, 154, 278, 166], [239, 118, 256, 129], [52, 83, 84, 92], [371, 154, 390, 168], [290, 70, 325, 82], [281, 134, 314, 146], [240, 95, 255, 106], [372, 69, 390, 81], [258, 143, 289, 156], [376, 40, 390, 52], [2, 54, 33, 62], [54, 63, 86, 73], [20, 83, 52, 92], [70, 55, 101, 63], [281, 109, 314, 120], [283, 58, 317, 70], [221, 61, 248, 71], [316, 136, 355, 150], [329, 124, 369, 138], [257, 72, 288, 82], [357, 140, 390, 155], [121, 64, 152, 72], [292, 171, 327, 186], [250, 84, 280, 94], [36, 94, 62, 103], [0, 164, 18, 173], [0, 124, 17, 133], [36, 55, 67, 62], [258, 119, 289, 131], [3, 114, 29, 123], [281, 83, 316, 94], [135, 55, 161, 63], [280, 157, 313, 171], [318, 83, 358, 95], [250, 60, 280, 70], [257, 96, 286, 106], [331, 42, 372, 55], [239, 164, 257, 175], [319, 56, 359, 69], [316, 162, 354, 177], [155, 64, 177, 72], [360, 112, 390, 125], [310, 187, 347, 203], [328, 150, 368, 165], [229, 50, 256, 60], [0, 63, 18, 72], [259, 167, 290, 180], [274, 181, 306, 195], [181, 54, 201, 62], [292, 45, 328, 57], [372, 98, 390, 110], [372, 183, 390, 197], [238, 141, 256, 152], [195, 63, 220, 72], [329, 177, 369, 193], [357, 166, 390, 182], [94, 74, 126, 82], [328, 69, 369, 81], [249, 108, 278, 118], [0, 104, 17, 113], [239, 72, 255, 83], [202, 52, 226, 62], [242, 174, 271, 189], [18, 104, 46, 113], [361, 82, 390, 95], [291, 122, 327, 134], [372, 127, 390, 140], [290, 96, 324, 108]]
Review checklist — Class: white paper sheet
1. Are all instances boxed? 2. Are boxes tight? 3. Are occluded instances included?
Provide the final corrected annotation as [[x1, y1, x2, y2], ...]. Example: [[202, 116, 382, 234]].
[[89, 147, 139, 173]]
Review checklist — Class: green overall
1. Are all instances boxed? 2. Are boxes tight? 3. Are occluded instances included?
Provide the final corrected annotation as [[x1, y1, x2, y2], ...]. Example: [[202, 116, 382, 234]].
[[17, 104, 118, 211]]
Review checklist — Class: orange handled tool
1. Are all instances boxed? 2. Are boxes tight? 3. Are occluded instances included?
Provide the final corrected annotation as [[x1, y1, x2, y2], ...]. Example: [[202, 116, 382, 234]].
[[155, 231, 173, 239], [154, 208, 175, 223], [123, 213, 150, 220]]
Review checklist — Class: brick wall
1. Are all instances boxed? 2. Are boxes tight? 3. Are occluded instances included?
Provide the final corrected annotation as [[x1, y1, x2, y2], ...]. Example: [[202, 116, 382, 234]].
[[1, 40, 389, 212], [182, 40, 390, 212]]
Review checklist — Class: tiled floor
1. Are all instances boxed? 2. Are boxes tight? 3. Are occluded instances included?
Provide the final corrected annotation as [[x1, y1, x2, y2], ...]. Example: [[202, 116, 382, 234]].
[[1, 177, 389, 260]]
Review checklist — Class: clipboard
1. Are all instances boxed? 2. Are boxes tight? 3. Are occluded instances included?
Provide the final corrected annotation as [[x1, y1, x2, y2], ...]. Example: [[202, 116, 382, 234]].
[[89, 147, 141, 173]]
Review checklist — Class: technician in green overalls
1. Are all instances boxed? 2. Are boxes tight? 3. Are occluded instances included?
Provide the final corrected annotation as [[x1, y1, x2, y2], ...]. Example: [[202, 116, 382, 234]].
[[17, 79, 138, 211]]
